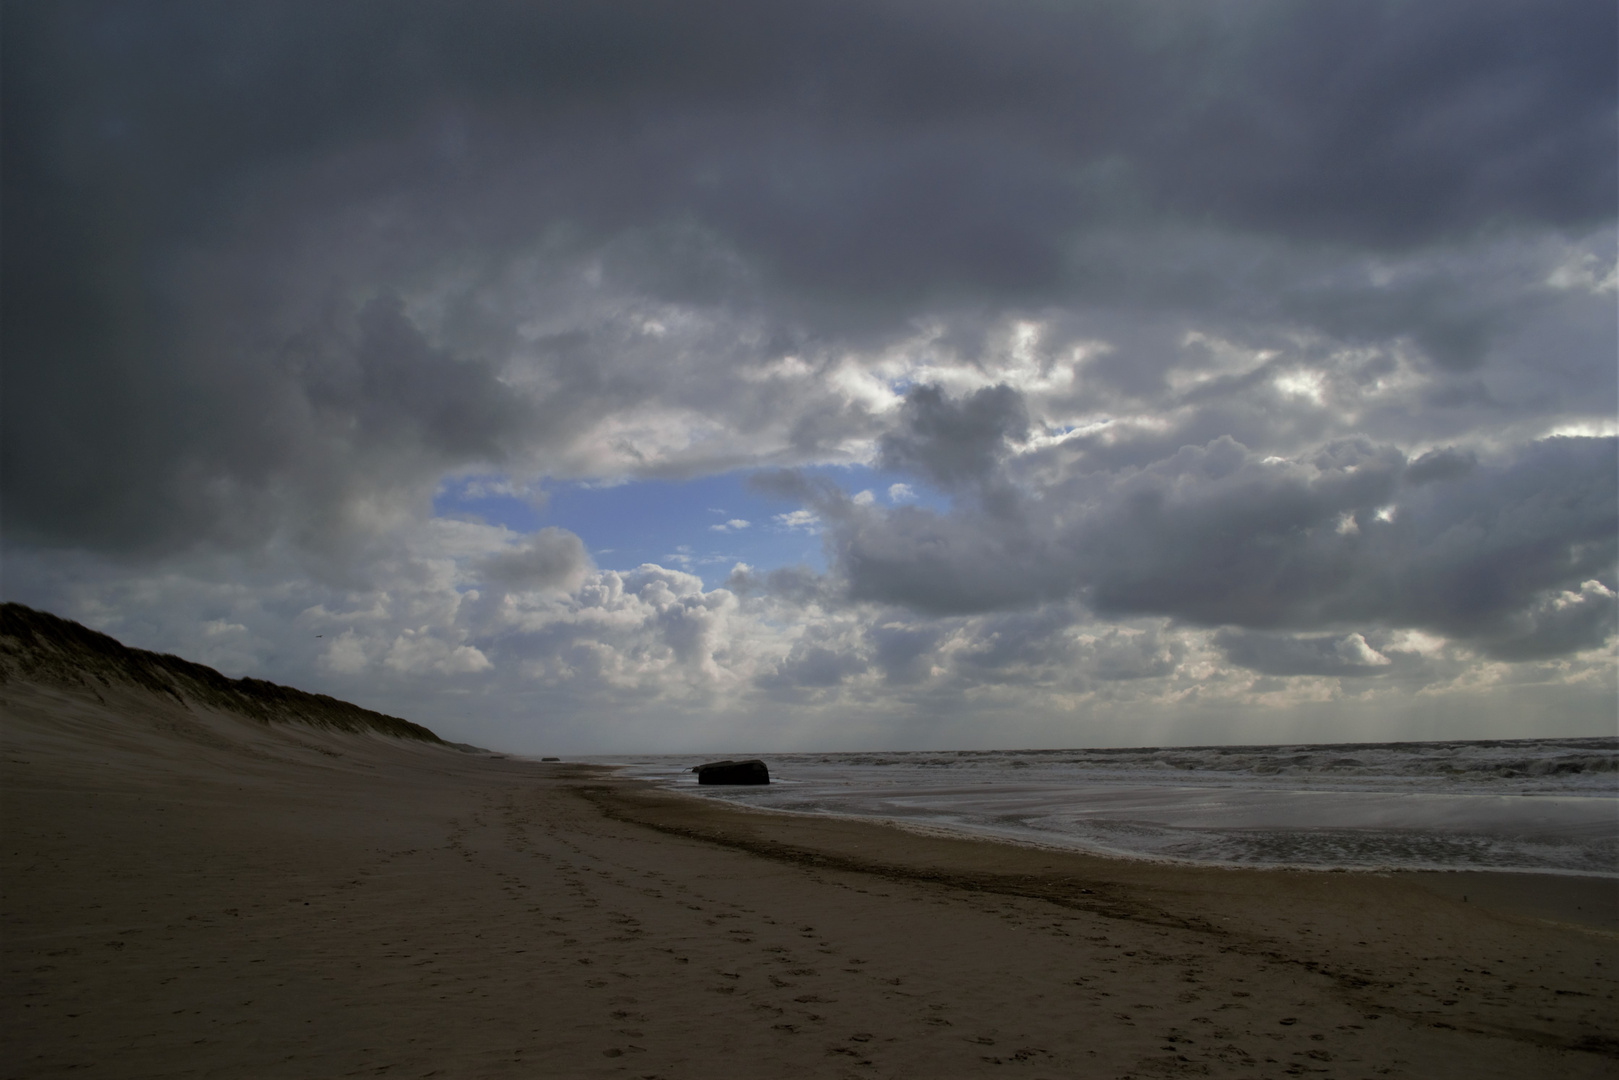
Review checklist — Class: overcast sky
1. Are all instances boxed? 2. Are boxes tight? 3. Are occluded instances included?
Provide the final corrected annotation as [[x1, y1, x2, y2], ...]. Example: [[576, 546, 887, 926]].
[[4, 0, 1615, 753]]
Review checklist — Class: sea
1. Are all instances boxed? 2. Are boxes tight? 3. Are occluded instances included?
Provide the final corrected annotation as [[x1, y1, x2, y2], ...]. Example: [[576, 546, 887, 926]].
[[591, 737, 1619, 876]]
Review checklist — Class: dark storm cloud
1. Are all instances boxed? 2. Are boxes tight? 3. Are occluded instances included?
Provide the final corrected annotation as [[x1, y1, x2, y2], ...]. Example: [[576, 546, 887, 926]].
[[1404, 448, 1478, 486], [6, 0, 1614, 558], [1214, 629, 1404, 678], [295, 296, 530, 461], [823, 430, 1405, 617], [3, 0, 1614, 707], [878, 384, 1028, 492], [1480, 581, 1618, 661], [834, 502, 1050, 614], [807, 373, 1617, 657], [1150, 1, 1616, 246]]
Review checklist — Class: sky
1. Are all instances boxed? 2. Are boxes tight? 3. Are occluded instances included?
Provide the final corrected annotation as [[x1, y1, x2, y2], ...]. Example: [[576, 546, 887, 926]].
[[3, 0, 1615, 754]]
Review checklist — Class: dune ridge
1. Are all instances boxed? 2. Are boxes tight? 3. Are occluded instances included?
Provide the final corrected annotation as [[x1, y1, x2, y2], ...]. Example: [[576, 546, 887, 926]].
[[0, 603, 443, 744]]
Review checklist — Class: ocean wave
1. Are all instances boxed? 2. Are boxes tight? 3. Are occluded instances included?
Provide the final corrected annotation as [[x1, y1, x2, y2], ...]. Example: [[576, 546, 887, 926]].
[[597, 737, 1619, 875]]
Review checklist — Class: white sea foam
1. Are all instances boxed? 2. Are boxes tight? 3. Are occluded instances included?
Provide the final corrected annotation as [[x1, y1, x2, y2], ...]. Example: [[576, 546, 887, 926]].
[[593, 738, 1619, 875]]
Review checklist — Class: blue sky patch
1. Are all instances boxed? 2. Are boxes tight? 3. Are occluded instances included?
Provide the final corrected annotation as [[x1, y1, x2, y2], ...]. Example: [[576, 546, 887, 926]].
[[435, 466, 946, 587]]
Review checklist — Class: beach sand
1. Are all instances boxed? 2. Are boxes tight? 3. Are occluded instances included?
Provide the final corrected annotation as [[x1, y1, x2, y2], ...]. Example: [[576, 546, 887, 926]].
[[4, 679, 1616, 1078]]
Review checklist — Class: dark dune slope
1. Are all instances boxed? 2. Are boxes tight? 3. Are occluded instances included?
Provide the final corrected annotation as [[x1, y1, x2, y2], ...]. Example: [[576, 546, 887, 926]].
[[0, 603, 443, 743]]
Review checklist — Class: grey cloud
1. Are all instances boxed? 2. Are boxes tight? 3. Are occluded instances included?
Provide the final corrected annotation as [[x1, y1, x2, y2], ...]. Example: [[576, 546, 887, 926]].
[[752, 604, 1188, 696], [477, 528, 591, 592], [1480, 581, 1617, 660], [757, 642, 868, 692], [1148, 0, 1616, 246], [819, 376, 1616, 657], [746, 470, 855, 518], [1165, 433, 1616, 652], [0, 283, 537, 560], [724, 563, 840, 608], [1083, 628, 1186, 682], [952, 607, 1081, 677], [877, 384, 1028, 492], [1, 0, 1612, 740], [837, 503, 1051, 615], [6, 1, 1613, 559], [1404, 448, 1477, 486], [830, 425, 1408, 618], [1351, 437, 1617, 641], [867, 622, 945, 685], [863, 610, 1186, 691], [294, 296, 528, 462], [1215, 629, 1403, 678], [1076, 437, 1409, 626]]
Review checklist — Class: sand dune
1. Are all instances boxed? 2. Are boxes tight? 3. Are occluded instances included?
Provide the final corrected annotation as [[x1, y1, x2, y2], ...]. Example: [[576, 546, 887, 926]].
[[2, 609, 1615, 1078]]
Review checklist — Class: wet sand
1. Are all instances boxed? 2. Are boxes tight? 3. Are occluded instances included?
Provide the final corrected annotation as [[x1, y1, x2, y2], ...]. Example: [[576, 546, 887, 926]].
[[4, 679, 1616, 1078]]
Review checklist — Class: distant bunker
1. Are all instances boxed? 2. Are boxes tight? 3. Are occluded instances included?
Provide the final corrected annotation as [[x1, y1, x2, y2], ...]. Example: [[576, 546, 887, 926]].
[[693, 759, 770, 785]]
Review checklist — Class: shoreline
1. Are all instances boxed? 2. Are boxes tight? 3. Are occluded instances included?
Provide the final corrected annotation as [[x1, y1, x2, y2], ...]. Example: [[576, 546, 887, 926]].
[[587, 773, 1619, 936], [612, 771, 1619, 932]]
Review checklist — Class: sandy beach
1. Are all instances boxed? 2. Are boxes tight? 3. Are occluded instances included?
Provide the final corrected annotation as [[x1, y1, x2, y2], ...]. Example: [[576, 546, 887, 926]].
[[4, 676, 1616, 1079]]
